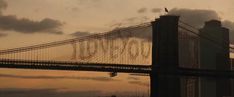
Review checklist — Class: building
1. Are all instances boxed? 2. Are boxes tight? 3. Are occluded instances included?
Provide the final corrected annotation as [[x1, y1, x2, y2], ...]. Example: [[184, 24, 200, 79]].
[[199, 20, 231, 97], [230, 59, 234, 97], [179, 30, 199, 97], [179, 31, 199, 69]]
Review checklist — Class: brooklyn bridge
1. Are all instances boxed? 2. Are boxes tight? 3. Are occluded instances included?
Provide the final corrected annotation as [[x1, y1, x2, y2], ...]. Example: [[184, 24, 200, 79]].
[[0, 15, 234, 97]]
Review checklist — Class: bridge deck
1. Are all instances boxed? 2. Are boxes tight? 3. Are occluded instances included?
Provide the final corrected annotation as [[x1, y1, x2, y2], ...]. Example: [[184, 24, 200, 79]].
[[0, 59, 151, 74], [0, 59, 234, 78]]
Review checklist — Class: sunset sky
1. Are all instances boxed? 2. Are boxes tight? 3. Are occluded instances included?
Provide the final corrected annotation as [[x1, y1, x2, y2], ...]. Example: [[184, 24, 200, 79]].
[[0, 0, 233, 47], [0, 0, 234, 97], [2, 0, 234, 34], [0, 0, 234, 46]]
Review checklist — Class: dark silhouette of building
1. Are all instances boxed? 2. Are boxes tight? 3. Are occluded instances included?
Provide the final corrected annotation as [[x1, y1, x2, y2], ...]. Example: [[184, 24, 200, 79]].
[[178, 31, 199, 97], [230, 58, 234, 97], [179, 31, 199, 69], [199, 20, 231, 97]]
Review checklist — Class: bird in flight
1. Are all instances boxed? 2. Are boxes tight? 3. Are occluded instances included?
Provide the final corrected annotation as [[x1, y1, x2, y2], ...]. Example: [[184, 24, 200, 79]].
[[165, 8, 169, 13]]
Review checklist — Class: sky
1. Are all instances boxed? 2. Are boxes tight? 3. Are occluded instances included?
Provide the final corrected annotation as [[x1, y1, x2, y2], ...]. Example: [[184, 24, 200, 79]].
[[0, 0, 234, 97], [0, 0, 234, 47], [2, 0, 234, 34]]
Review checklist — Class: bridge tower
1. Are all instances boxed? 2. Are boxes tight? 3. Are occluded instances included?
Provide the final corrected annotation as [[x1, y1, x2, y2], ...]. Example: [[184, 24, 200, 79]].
[[151, 15, 180, 97]]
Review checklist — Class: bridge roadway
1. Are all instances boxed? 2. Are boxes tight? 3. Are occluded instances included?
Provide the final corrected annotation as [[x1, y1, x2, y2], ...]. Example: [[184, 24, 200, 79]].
[[0, 59, 151, 74], [0, 59, 234, 78]]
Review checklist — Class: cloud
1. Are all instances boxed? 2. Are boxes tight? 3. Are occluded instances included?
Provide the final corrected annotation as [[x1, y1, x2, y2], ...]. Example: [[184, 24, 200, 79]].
[[151, 8, 161, 13], [0, 15, 63, 34], [109, 16, 150, 28], [106, 20, 152, 41], [71, 31, 91, 37], [0, 88, 102, 97], [0, 0, 63, 34], [0, 73, 118, 82], [137, 7, 147, 13], [108, 8, 234, 43], [168, 8, 219, 28], [168, 8, 234, 44]]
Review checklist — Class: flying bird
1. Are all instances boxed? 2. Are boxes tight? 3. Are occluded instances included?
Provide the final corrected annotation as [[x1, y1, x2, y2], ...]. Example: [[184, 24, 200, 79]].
[[165, 8, 169, 13]]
